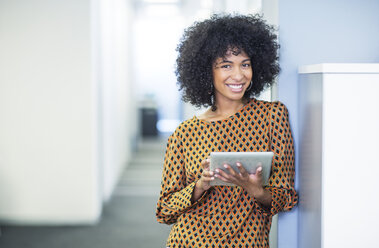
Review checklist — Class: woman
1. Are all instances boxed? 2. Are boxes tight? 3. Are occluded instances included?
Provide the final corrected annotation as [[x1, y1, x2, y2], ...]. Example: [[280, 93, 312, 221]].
[[156, 14, 298, 248]]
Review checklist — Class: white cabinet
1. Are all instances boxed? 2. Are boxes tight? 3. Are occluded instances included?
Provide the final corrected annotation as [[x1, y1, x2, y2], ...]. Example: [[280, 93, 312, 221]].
[[298, 64, 379, 248]]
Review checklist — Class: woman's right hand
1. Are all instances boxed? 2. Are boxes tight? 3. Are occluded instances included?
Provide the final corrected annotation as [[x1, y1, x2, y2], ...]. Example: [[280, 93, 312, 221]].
[[198, 158, 214, 190], [192, 158, 214, 202]]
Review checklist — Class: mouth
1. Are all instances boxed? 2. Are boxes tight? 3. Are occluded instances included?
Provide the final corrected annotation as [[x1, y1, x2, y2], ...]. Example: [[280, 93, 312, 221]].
[[226, 83, 245, 92]]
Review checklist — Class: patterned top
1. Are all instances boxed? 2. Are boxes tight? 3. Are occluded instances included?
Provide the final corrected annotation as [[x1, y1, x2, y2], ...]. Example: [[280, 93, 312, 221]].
[[156, 98, 298, 248]]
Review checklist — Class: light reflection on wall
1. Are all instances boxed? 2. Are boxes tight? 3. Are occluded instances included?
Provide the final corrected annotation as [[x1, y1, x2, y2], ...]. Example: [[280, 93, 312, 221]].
[[132, 2, 184, 135]]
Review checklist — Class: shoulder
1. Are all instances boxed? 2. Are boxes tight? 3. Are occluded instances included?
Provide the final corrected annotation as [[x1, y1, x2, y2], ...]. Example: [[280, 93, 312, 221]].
[[267, 101, 291, 126], [166, 117, 201, 150], [176, 117, 198, 133], [249, 98, 286, 109], [168, 117, 199, 142], [252, 98, 288, 112], [247, 98, 290, 119], [246, 98, 287, 112], [270, 101, 289, 115]]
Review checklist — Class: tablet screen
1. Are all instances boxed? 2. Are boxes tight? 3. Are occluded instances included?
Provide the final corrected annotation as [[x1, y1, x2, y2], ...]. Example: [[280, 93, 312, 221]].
[[209, 152, 274, 186]]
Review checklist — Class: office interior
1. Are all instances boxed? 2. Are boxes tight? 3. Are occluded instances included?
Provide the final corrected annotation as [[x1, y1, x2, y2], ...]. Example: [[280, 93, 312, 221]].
[[0, 0, 378, 247]]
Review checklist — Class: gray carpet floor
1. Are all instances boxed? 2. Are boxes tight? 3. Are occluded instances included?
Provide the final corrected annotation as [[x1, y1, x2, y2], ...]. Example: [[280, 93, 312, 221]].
[[0, 137, 172, 248]]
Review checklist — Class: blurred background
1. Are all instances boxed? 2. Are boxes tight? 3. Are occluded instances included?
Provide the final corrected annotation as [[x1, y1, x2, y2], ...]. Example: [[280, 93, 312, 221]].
[[0, 0, 378, 247]]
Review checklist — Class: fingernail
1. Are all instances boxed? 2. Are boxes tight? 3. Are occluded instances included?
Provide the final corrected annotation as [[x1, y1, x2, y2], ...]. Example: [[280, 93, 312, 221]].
[[210, 171, 214, 176], [237, 162, 241, 166], [224, 164, 228, 168], [258, 167, 262, 172], [215, 169, 219, 173]]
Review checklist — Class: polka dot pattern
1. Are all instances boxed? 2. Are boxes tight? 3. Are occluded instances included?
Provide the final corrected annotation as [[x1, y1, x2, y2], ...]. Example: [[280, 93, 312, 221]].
[[156, 98, 298, 247]]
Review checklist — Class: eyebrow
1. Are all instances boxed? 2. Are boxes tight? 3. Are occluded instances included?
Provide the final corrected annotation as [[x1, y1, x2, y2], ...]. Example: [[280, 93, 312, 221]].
[[217, 58, 251, 64]]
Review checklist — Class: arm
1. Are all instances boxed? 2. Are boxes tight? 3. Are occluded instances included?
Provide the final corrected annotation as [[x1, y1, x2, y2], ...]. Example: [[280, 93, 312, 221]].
[[265, 101, 298, 215], [156, 132, 206, 224]]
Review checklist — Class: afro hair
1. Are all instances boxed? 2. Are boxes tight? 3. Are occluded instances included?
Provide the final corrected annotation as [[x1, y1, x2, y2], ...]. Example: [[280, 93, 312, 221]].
[[175, 13, 280, 108]]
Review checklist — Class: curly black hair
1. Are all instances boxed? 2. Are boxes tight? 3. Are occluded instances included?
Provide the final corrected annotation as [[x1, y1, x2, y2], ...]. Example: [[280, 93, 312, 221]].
[[176, 14, 280, 108]]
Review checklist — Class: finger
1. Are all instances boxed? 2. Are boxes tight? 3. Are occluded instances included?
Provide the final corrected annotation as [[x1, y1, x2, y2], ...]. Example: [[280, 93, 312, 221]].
[[201, 158, 211, 170], [203, 170, 214, 178], [215, 168, 231, 181], [236, 162, 249, 176], [255, 163, 263, 177], [202, 175, 215, 182], [214, 169, 231, 182], [224, 164, 238, 176], [214, 173, 229, 182]]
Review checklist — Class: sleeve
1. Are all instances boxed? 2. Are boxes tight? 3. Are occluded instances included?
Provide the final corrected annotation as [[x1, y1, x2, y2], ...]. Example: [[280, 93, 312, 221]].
[[155, 131, 203, 225], [264, 101, 298, 216]]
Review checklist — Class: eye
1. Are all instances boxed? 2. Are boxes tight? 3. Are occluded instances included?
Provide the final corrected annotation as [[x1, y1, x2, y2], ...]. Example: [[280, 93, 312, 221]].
[[242, 63, 251, 68], [220, 64, 231, 69]]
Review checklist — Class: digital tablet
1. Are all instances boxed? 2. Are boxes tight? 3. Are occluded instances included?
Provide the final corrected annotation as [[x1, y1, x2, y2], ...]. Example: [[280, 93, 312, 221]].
[[209, 152, 274, 186]]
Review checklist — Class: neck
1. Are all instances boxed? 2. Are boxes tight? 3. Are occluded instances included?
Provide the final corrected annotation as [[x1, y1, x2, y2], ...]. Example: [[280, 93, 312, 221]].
[[198, 97, 250, 122], [212, 98, 246, 117]]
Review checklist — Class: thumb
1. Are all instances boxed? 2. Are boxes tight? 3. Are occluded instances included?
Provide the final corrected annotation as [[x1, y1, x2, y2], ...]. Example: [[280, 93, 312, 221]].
[[201, 158, 211, 170], [256, 163, 263, 176]]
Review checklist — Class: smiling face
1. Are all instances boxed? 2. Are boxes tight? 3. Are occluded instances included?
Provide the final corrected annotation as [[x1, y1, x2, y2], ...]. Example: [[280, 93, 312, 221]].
[[212, 50, 253, 106]]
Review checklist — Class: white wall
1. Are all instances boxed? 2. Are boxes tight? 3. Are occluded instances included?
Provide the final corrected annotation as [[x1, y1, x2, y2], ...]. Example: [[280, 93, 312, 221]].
[[298, 64, 379, 248], [96, 0, 136, 202], [0, 0, 99, 224], [0, 0, 134, 224]]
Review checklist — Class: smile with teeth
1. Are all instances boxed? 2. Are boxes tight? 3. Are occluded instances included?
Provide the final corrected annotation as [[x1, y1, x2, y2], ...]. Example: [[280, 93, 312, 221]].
[[227, 84, 243, 89]]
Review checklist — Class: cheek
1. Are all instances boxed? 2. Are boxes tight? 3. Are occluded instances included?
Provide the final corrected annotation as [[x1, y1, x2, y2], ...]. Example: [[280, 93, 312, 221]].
[[247, 69, 253, 78], [246, 71, 253, 81], [213, 72, 228, 83]]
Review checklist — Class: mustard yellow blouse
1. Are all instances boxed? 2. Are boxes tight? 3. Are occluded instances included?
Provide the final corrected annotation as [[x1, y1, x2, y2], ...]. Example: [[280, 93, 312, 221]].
[[156, 98, 298, 248]]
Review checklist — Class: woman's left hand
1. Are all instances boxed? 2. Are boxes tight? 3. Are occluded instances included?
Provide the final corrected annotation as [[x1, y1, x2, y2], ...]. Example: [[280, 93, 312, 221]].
[[215, 163, 266, 198]]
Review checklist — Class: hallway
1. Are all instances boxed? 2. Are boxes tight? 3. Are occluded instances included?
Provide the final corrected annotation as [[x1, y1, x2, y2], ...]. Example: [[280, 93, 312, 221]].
[[0, 137, 171, 248]]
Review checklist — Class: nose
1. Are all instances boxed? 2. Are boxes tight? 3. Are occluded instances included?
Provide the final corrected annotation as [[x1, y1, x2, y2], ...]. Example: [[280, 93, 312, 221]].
[[231, 67, 244, 81]]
